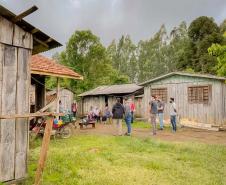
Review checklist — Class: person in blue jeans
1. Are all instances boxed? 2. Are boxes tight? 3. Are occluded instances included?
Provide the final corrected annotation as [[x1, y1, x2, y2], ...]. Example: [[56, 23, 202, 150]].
[[169, 97, 177, 132], [124, 97, 132, 136], [157, 97, 165, 130]]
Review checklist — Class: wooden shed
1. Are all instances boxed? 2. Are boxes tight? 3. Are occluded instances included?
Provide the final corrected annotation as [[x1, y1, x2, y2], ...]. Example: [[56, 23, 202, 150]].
[[46, 88, 75, 112], [0, 5, 62, 183], [78, 84, 143, 116], [140, 72, 226, 130]]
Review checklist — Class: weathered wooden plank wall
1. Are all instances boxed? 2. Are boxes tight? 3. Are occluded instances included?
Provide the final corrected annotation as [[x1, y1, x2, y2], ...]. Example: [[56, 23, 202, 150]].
[[142, 75, 226, 128], [0, 45, 17, 181], [15, 48, 31, 179], [0, 15, 32, 182]]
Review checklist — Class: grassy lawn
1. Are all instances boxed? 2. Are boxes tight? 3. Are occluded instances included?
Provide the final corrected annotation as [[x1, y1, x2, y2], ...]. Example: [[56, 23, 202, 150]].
[[24, 135, 226, 185]]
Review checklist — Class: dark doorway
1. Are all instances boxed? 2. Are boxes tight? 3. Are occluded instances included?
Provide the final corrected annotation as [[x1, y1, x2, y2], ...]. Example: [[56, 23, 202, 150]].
[[105, 96, 108, 106]]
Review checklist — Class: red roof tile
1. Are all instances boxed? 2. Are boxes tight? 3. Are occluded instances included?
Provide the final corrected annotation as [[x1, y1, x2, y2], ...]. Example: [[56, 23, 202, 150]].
[[31, 55, 83, 80]]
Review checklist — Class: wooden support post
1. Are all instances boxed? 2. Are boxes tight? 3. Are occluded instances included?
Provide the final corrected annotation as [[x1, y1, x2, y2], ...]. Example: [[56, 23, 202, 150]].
[[34, 117, 53, 185], [56, 78, 60, 118]]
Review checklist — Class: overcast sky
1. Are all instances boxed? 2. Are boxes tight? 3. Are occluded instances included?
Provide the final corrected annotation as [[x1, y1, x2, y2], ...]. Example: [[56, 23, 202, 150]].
[[0, 0, 226, 56]]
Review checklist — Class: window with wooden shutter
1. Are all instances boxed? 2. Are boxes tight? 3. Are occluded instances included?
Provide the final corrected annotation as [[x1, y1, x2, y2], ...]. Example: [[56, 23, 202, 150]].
[[188, 85, 211, 104], [151, 88, 167, 102]]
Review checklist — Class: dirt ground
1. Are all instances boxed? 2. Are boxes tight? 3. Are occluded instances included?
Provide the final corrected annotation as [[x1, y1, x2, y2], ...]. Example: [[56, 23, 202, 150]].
[[74, 123, 226, 145]]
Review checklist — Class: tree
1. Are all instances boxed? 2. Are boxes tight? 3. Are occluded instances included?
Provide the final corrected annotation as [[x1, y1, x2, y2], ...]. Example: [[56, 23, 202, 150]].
[[107, 35, 138, 82], [137, 24, 169, 82], [208, 43, 226, 77], [167, 21, 191, 71], [50, 30, 128, 95], [188, 16, 223, 73]]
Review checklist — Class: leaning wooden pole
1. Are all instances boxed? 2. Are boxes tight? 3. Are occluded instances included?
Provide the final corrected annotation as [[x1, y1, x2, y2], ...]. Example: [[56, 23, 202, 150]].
[[34, 117, 53, 185]]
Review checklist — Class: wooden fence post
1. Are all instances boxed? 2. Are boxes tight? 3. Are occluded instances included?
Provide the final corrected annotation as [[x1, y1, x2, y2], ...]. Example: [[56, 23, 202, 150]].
[[34, 117, 53, 185]]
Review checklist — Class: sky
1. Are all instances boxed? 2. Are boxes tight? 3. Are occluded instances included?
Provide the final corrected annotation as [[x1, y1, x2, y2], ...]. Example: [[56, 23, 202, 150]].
[[0, 0, 226, 56]]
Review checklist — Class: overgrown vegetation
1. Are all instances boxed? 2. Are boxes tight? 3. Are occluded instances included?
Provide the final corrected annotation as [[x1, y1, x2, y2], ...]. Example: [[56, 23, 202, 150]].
[[25, 134, 226, 185], [46, 17, 226, 95]]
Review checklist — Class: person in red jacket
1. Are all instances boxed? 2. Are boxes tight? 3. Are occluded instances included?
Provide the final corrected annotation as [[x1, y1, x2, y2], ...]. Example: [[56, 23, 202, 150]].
[[71, 100, 77, 118], [130, 98, 135, 123]]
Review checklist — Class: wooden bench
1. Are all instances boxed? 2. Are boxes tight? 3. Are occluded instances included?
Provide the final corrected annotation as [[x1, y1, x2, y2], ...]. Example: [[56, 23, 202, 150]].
[[79, 121, 95, 129]]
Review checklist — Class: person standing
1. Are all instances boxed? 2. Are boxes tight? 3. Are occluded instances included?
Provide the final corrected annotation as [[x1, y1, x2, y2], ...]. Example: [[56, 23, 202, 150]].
[[112, 98, 125, 136], [157, 97, 165, 130], [71, 100, 77, 117], [149, 95, 158, 135], [130, 98, 135, 123], [124, 98, 132, 136], [170, 97, 177, 132]]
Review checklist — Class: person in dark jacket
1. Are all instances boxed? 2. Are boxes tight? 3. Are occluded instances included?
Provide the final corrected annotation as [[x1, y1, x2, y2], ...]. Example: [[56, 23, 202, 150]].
[[112, 98, 125, 136]]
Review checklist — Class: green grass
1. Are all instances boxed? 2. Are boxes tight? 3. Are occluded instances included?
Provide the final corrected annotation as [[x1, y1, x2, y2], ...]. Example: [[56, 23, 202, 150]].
[[24, 135, 226, 185]]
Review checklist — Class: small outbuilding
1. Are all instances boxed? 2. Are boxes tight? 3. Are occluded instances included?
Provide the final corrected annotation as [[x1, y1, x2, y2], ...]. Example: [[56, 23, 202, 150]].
[[140, 72, 226, 130], [46, 88, 75, 112], [78, 84, 143, 116]]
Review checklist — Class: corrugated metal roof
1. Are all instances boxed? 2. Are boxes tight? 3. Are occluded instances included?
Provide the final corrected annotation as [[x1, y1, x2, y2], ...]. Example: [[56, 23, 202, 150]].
[[79, 84, 143, 97], [0, 5, 62, 54], [139, 72, 226, 86]]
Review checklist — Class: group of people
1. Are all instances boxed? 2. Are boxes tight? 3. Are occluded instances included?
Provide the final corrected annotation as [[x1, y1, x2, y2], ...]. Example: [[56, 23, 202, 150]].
[[149, 95, 177, 135], [68, 95, 177, 136], [111, 95, 177, 136]]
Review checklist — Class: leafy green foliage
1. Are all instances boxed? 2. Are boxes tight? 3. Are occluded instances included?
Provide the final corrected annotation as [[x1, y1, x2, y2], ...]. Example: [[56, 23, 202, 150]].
[[188, 16, 223, 73], [46, 30, 128, 95], [208, 43, 226, 77], [107, 35, 138, 82]]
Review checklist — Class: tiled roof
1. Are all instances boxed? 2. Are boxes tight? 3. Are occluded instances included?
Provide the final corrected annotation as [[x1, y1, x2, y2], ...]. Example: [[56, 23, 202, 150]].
[[31, 55, 83, 80]]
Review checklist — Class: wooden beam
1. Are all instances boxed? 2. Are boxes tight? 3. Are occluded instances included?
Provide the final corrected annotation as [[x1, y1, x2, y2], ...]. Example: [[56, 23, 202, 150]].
[[33, 37, 49, 48], [34, 117, 53, 185], [31, 28, 39, 34], [0, 112, 64, 119], [31, 70, 84, 80], [11, 6, 38, 23], [45, 38, 53, 43]]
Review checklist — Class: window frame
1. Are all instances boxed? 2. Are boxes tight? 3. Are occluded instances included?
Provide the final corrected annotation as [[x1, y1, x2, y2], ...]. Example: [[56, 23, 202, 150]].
[[151, 88, 168, 103], [187, 85, 212, 104]]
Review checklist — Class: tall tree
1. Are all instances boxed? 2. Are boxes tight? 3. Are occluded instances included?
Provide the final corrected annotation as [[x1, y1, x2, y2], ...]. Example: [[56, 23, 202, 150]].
[[188, 16, 223, 73], [137, 24, 168, 82], [56, 30, 128, 94], [107, 35, 138, 82]]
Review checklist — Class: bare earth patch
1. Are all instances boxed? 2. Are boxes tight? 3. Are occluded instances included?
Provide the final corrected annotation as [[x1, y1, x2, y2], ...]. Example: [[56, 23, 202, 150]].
[[74, 123, 226, 145]]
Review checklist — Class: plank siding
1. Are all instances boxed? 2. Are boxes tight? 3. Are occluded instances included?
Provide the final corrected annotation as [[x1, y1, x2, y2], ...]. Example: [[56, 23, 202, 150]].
[[0, 45, 17, 181], [0, 16, 13, 45], [144, 74, 226, 128], [15, 48, 30, 179], [13, 25, 33, 49]]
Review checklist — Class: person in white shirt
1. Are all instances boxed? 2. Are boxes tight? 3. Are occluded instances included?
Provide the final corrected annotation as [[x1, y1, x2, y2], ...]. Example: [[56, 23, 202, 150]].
[[169, 97, 177, 132]]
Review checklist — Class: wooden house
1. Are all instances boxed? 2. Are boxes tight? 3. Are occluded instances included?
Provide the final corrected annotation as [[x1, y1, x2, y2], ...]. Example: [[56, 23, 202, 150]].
[[78, 84, 143, 116], [0, 5, 62, 183], [46, 88, 75, 112], [140, 72, 226, 130]]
